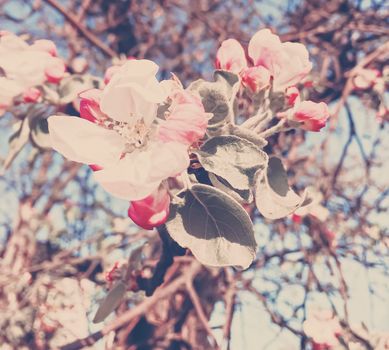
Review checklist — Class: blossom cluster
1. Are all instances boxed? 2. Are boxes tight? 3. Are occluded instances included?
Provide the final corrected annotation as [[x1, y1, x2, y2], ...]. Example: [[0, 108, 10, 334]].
[[48, 59, 209, 229], [216, 29, 330, 131], [1, 28, 333, 231], [0, 31, 66, 115]]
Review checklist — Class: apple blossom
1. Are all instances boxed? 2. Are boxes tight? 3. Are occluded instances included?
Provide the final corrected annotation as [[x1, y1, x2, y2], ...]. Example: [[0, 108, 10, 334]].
[[248, 29, 312, 90], [48, 59, 192, 202], [0, 32, 66, 114], [285, 86, 300, 106], [215, 38, 247, 74], [303, 310, 341, 348], [128, 185, 171, 230], [241, 66, 271, 93], [0, 33, 65, 87], [22, 87, 41, 103], [353, 68, 380, 90], [290, 100, 330, 132]]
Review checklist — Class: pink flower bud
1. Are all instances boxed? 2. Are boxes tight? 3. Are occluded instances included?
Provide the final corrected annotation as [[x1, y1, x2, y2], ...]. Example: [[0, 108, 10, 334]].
[[45, 58, 66, 84], [291, 213, 302, 224], [215, 39, 247, 74], [241, 66, 271, 93], [292, 101, 330, 132], [79, 89, 104, 123], [22, 87, 41, 103], [31, 39, 57, 56], [128, 186, 170, 230], [285, 86, 300, 106]]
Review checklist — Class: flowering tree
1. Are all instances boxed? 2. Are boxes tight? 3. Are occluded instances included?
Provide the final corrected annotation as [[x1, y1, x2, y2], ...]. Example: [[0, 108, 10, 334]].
[[0, 1, 388, 349]]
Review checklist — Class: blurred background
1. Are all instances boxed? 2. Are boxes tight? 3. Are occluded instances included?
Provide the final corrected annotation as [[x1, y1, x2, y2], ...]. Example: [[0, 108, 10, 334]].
[[0, 0, 388, 349]]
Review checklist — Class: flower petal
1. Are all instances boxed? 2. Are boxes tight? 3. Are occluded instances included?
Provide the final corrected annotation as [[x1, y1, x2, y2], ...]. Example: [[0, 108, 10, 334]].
[[94, 141, 189, 201], [48, 115, 124, 167]]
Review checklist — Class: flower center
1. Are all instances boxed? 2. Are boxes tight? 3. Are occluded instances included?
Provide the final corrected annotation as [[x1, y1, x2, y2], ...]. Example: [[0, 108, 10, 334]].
[[111, 118, 153, 153]]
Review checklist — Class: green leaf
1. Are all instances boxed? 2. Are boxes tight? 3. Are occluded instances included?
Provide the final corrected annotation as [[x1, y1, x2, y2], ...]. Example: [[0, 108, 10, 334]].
[[58, 74, 102, 104], [165, 184, 257, 269], [188, 71, 240, 127], [194, 135, 268, 191], [227, 124, 268, 148], [255, 156, 312, 219], [208, 173, 253, 204], [93, 281, 127, 323], [30, 117, 51, 150], [214, 70, 240, 92], [27, 104, 54, 150]]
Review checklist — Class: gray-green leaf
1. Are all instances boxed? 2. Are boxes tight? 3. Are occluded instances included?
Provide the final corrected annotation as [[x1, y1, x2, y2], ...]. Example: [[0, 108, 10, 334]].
[[93, 281, 127, 323], [194, 135, 268, 191], [165, 184, 257, 269], [188, 70, 240, 127], [59, 74, 102, 104], [2, 118, 30, 172], [255, 156, 312, 219]]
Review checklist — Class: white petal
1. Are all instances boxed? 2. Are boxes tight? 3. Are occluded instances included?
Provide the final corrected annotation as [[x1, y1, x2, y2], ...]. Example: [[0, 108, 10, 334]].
[[48, 116, 125, 167], [109, 59, 160, 86], [93, 151, 160, 200], [93, 141, 189, 201], [100, 83, 161, 124]]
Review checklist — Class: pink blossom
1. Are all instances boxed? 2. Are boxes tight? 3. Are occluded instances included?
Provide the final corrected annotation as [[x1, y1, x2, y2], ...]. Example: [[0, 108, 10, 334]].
[[303, 310, 341, 348], [215, 39, 247, 74], [0, 33, 66, 105], [48, 59, 190, 201], [23, 87, 41, 103], [353, 68, 380, 90], [128, 185, 171, 229], [45, 57, 66, 84], [291, 101, 330, 132], [248, 29, 312, 90], [285, 86, 300, 106], [241, 66, 271, 93], [158, 90, 209, 145]]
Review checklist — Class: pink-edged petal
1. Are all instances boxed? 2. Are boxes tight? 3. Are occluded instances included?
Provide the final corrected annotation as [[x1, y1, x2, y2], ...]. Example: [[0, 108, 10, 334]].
[[248, 29, 282, 67], [100, 83, 161, 124], [23, 87, 41, 103], [48, 115, 125, 167], [215, 38, 247, 74], [45, 57, 66, 84]]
